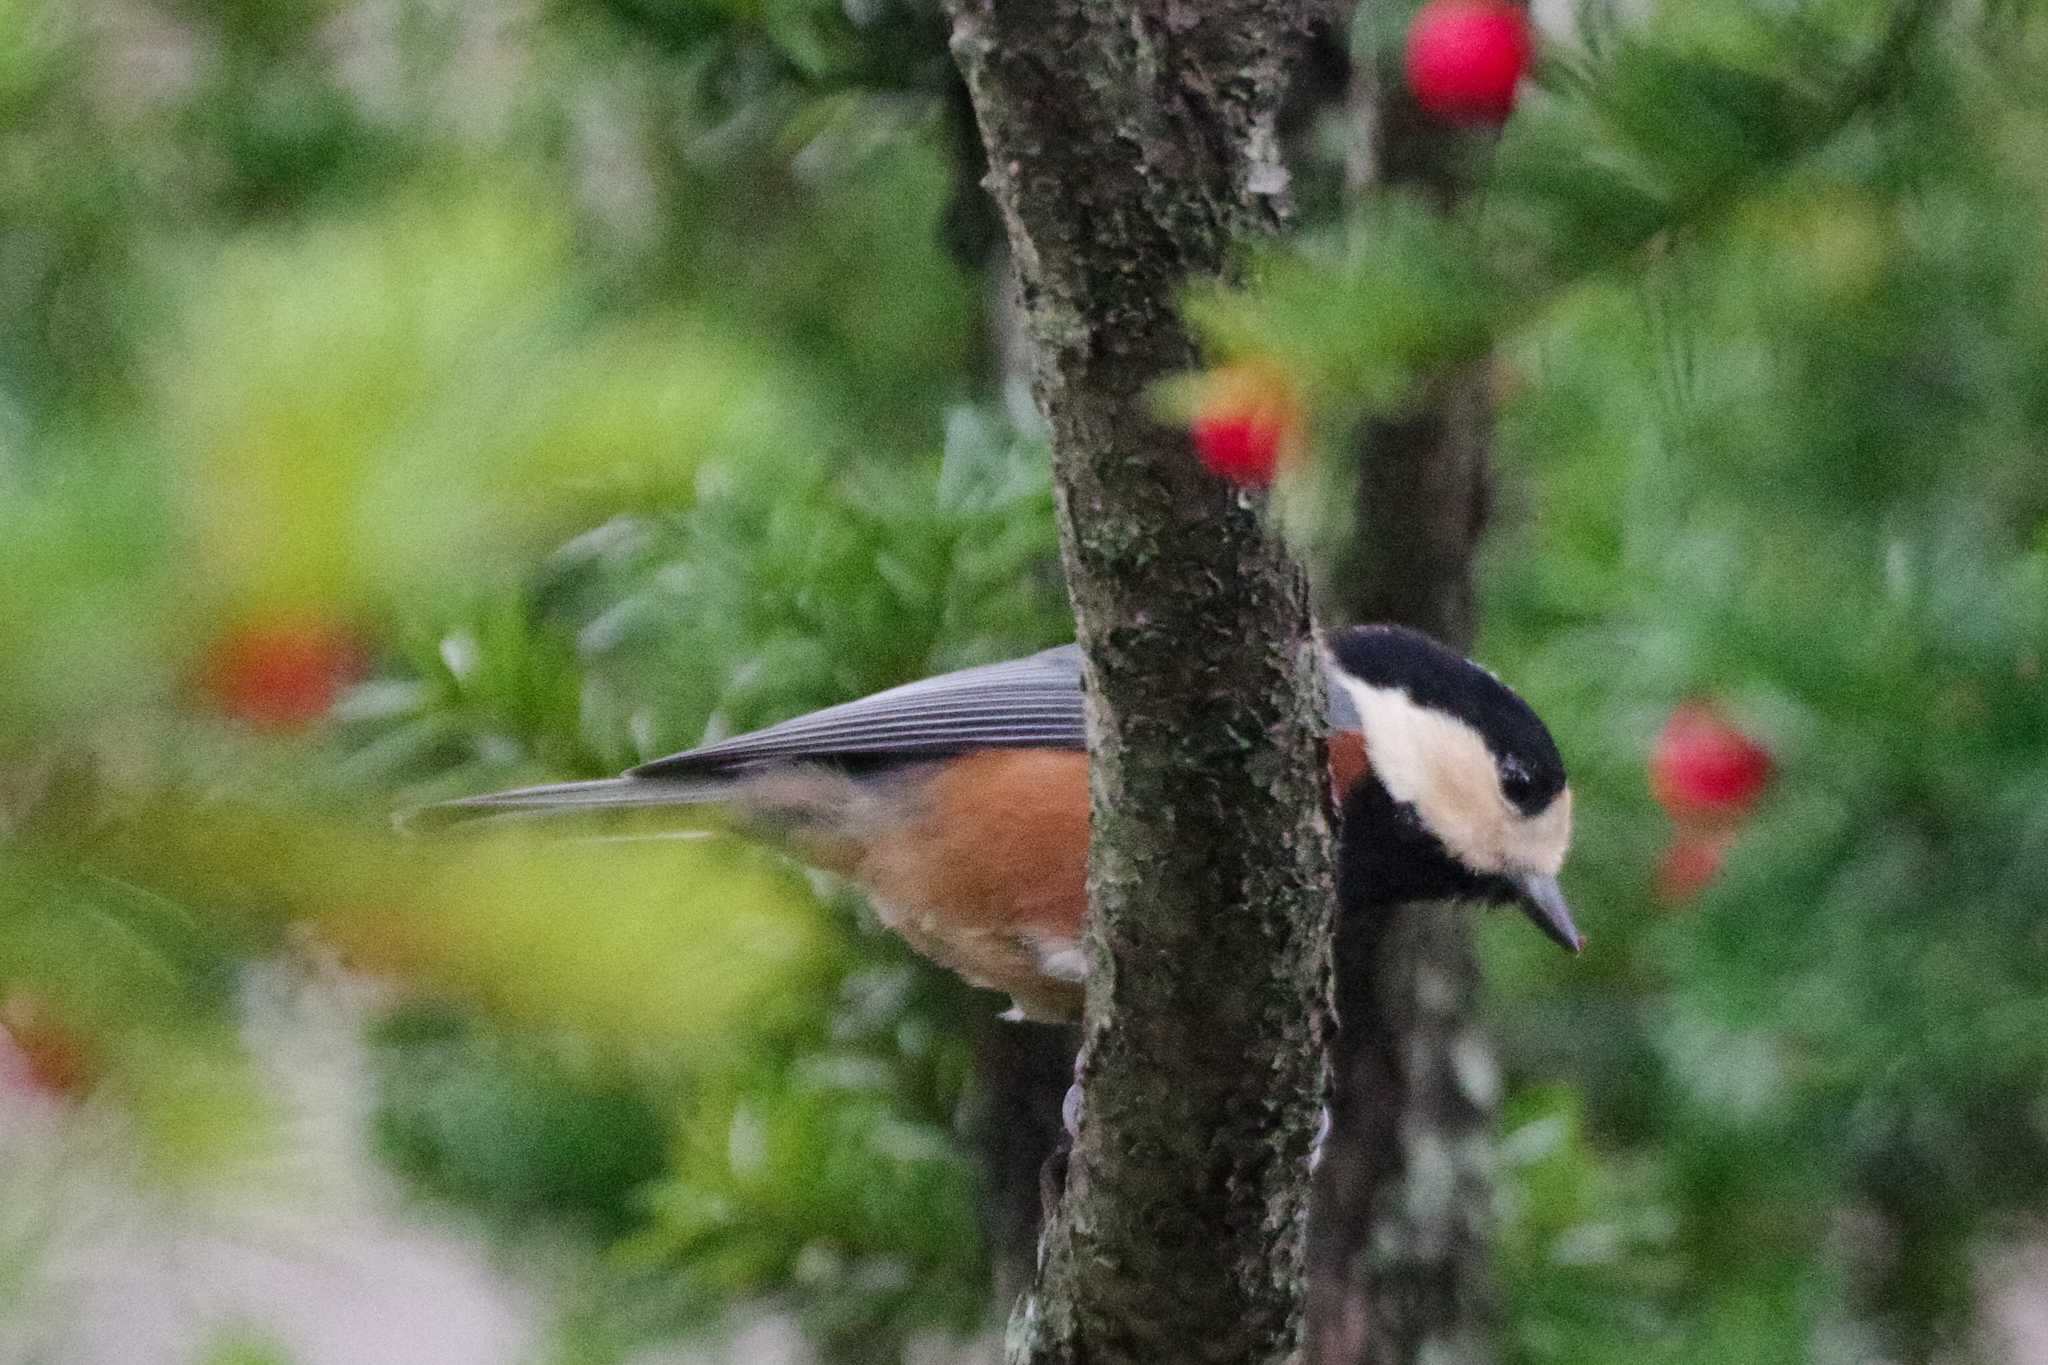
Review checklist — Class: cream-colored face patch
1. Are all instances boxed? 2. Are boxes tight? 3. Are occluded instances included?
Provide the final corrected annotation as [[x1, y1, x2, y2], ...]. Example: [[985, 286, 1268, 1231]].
[[1334, 675, 1572, 877]]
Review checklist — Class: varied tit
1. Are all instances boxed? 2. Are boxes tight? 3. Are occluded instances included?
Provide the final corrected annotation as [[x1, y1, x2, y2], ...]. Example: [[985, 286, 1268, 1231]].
[[420, 624, 1579, 1021]]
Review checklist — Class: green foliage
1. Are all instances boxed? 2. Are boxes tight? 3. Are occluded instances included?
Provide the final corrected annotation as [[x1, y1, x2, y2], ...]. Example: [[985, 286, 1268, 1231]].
[[1190, 0, 1945, 429], [584, 0, 948, 90], [1252, 3, 2048, 1359], [621, 122, 983, 453], [197, 1330, 298, 1365], [1193, 0, 2048, 1358], [0, 439, 184, 741], [0, 0, 155, 417], [371, 1003, 671, 1236], [160, 184, 823, 620], [172, 0, 420, 217], [1494, 1087, 1681, 1361], [0, 847, 270, 1180], [632, 943, 990, 1359], [9, 0, 2048, 1361], [350, 406, 1063, 796], [0, 1, 1036, 1355], [1186, 196, 1503, 411], [329, 405, 1061, 1354]]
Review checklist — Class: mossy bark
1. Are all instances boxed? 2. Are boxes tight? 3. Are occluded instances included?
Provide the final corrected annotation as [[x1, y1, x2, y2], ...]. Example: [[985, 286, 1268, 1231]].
[[946, 3, 1337, 1362]]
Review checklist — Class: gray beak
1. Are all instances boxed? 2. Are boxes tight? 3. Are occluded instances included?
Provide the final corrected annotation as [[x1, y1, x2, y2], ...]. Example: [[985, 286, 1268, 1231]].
[[1514, 873, 1584, 953]]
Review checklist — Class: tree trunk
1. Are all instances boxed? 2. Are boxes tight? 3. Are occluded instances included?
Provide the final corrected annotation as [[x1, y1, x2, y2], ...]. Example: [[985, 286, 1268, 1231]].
[[969, 1012, 1075, 1310], [1309, 373, 1501, 1365], [1305, 33, 1505, 1365], [946, 4, 1338, 1363]]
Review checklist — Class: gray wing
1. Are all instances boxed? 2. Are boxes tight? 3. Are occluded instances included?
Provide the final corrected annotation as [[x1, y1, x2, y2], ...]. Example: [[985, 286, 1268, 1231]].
[[412, 641, 1362, 828], [407, 649, 1086, 829], [630, 644, 1090, 779], [630, 640, 1363, 780]]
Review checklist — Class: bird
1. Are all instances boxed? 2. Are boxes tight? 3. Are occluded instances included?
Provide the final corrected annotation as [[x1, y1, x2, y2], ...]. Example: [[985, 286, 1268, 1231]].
[[416, 623, 1580, 1021]]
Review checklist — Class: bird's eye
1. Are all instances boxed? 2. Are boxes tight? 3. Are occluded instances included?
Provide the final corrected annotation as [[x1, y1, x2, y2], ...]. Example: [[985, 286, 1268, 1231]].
[[1498, 757, 1538, 808]]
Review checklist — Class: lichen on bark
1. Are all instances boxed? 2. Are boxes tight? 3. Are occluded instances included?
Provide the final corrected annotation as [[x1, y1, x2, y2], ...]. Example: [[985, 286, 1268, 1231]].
[[945, 2, 1339, 1362]]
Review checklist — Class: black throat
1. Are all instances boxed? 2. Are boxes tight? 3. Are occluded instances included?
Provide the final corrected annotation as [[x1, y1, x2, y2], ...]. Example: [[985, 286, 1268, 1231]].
[[1335, 773, 1514, 919]]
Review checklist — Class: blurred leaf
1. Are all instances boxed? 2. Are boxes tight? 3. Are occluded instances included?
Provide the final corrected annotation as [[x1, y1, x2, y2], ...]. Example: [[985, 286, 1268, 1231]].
[[106, 800, 837, 1053], [160, 185, 828, 620], [636, 1038, 988, 1357], [370, 1001, 671, 1234]]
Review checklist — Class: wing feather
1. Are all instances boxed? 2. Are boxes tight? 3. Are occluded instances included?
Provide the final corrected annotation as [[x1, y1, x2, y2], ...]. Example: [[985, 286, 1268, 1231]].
[[631, 645, 1088, 778], [412, 640, 1367, 829]]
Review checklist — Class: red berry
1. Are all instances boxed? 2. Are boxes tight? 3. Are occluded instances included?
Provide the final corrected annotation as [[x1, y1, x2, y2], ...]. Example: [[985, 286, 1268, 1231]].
[[1193, 410, 1288, 486], [1650, 701, 1772, 823], [205, 618, 364, 729], [1404, 0, 1532, 125], [1189, 364, 1301, 487], [1655, 829, 1734, 906], [0, 994, 97, 1098]]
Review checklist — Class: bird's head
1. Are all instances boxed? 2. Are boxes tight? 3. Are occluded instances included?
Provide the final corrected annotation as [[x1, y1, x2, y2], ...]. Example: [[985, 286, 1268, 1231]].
[[1326, 624, 1581, 952]]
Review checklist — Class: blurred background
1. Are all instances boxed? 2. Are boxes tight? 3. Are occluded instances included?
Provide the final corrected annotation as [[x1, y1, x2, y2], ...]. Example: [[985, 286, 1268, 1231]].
[[1, 0, 2046, 1361]]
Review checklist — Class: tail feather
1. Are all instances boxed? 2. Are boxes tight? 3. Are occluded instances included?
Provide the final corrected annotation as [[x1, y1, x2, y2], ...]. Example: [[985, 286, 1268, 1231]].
[[400, 775, 738, 833]]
